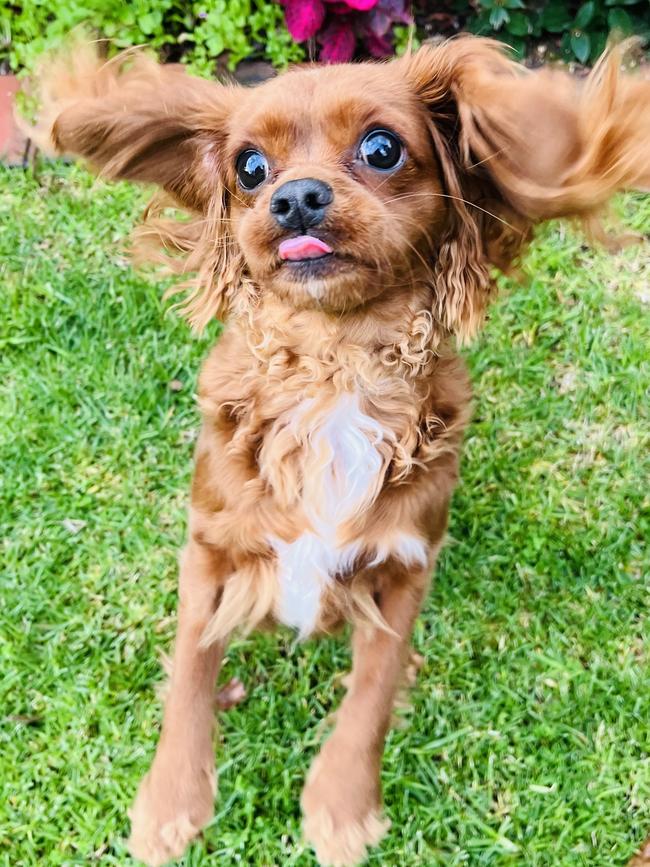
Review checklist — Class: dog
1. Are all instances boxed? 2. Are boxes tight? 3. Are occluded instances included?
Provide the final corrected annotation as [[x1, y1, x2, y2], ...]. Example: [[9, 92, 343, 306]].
[[33, 36, 650, 867]]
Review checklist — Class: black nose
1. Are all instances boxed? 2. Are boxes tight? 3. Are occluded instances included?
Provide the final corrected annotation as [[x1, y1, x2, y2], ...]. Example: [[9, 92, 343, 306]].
[[269, 178, 333, 231]]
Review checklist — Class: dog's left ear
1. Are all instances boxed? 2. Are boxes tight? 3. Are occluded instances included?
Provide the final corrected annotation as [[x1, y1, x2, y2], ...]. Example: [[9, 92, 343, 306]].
[[402, 37, 650, 341]]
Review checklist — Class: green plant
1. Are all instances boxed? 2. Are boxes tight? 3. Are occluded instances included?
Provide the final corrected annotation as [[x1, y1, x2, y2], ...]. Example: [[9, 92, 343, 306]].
[[2, 0, 649, 73], [0, 0, 304, 73], [188, 0, 303, 73], [466, 0, 650, 62]]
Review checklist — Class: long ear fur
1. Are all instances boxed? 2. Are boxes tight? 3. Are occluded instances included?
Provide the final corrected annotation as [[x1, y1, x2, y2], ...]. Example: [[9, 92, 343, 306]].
[[31, 40, 247, 329], [403, 37, 650, 341], [32, 40, 236, 209]]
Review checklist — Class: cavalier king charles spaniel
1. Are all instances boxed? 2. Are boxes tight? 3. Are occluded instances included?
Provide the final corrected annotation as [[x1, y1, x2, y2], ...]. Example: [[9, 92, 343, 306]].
[[34, 36, 649, 867]]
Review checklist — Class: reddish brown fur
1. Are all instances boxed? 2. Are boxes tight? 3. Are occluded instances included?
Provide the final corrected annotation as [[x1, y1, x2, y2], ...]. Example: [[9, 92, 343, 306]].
[[33, 36, 650, 866]]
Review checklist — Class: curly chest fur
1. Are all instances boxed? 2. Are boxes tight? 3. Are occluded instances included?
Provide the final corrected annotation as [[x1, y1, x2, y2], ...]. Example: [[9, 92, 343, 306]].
[[198, 322, 470, 638], [255, 389, 425, 635]]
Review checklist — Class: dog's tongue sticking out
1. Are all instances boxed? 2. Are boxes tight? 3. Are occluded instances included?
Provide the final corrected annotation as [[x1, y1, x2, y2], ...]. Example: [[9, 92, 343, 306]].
[[278, 235, 333, 261]]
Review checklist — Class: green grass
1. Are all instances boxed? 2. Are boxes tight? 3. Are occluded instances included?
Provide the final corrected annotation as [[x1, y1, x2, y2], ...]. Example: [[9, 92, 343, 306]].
[[1, 163, 649, 867]]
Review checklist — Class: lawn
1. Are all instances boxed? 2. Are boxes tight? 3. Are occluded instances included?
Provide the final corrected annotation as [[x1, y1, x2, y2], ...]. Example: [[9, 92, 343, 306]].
[[1, 163, 649, 867]]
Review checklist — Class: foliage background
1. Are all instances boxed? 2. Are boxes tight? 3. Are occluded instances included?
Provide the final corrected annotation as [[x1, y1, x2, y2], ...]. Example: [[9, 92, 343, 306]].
[[1, 0, 649, 73]]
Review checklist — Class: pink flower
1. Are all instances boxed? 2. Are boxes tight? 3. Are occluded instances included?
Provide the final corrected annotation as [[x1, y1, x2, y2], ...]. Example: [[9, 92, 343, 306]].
[[282, 0, 326, 41], [319, 18, 357, 62], [282, 0, 379, 42], [337, 0, 379, 9], [365, 30, 394, 57], [280, 0, 411, 64]]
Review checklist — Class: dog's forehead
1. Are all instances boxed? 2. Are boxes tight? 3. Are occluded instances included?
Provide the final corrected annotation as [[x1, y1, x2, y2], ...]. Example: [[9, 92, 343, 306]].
[[229, 63, 420, 151]]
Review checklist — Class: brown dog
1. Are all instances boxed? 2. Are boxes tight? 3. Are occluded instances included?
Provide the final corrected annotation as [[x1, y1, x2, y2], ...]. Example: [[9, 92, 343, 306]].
[[34, 37, 650, 866]]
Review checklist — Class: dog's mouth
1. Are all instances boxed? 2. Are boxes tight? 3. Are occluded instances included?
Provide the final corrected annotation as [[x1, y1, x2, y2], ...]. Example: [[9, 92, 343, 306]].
[[278, 235, 350, 286], [276, 234, 356, 285], [278, 235, 333, 262], [268, 233, 377, 308]]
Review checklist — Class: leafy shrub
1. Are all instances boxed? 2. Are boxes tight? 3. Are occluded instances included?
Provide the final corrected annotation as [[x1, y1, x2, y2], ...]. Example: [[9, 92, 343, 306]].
[[466, 0, 650, 64], [278, 0, 648, 65], [1, 0, 648, 74], [0, 0, 303, 73]]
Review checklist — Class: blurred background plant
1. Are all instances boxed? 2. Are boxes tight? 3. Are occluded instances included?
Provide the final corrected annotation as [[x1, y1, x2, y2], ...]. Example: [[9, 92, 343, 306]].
[[1, 0, 648, 75], [280, 0, 412, 62], [465, 0, 650, 64], [0, 0, 303, 74]]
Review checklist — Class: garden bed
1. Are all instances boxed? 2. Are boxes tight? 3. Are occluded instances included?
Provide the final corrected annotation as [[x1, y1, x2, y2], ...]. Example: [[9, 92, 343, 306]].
[[2, 0, 649, 75]]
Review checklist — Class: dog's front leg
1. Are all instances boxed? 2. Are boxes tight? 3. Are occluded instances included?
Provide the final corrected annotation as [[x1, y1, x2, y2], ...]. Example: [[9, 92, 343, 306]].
[[128, 539, 231, 867], [302, 562, 429, 867]]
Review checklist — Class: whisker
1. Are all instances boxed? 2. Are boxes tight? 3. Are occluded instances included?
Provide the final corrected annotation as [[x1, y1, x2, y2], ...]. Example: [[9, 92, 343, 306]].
[[228, 189, 249, 209], [391, 222, 435, 279], [467, 145, 510, 170], [373, 172, 398, 195], [384, 190, 522, 234], [387, 209, 437, 254]]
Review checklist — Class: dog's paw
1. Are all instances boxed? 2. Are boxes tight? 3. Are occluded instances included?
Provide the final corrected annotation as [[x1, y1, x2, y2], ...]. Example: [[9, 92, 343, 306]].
[[303, 805, 390, 867], [301, 747, 389, 866], [628, 838, 650, 866], [127, 766, 215, 866], [215, 676, 247, 710], [128, 808, 200, 867]]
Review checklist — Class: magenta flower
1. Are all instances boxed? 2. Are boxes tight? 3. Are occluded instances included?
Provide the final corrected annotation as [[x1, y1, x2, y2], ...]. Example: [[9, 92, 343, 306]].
[[283, 0, 326, 41], [319, 18, 357, 62], [281, 0, 411, 63], [334, 0, 378, 10]]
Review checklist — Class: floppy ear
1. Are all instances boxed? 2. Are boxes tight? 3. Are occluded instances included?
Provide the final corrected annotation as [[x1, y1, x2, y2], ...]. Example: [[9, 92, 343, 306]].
[[32, 42, 249, 330], [403, 37, 650, 341], [33, 42, 238, 211]]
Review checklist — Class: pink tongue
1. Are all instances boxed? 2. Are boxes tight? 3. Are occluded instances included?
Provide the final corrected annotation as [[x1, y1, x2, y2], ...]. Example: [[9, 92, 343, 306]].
[[278, 235, 333, 261]]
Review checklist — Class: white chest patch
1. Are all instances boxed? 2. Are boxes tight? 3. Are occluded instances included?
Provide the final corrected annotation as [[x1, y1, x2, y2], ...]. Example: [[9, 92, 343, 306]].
[[269, 392, 387, 637]]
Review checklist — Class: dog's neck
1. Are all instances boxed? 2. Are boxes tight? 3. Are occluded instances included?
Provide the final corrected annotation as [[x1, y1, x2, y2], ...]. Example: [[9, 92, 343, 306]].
[[241, 283, 446, 379]]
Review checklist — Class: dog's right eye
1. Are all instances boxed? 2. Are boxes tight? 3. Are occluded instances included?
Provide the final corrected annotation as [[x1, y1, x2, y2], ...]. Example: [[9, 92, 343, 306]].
[[236, 150, 269, 190]]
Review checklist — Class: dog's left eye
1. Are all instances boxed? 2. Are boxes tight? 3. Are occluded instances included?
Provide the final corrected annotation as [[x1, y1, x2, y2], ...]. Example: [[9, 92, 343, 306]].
[[358, 129, 403, 171], [236, 149, 269, 190]]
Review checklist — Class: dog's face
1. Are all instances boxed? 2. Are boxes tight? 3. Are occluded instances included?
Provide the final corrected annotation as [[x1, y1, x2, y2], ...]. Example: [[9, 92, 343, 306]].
[[222, 65, 445, 312]]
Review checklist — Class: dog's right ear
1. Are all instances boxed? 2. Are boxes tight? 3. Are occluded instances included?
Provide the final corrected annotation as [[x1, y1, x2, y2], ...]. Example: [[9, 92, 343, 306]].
[[31, 41, 250, 331], [33, 42, 238, 212]]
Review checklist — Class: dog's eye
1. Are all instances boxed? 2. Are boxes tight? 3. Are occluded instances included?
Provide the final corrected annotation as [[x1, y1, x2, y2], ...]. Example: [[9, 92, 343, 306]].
[[358, 129, 403, 171], [236, 149, 269, 190]]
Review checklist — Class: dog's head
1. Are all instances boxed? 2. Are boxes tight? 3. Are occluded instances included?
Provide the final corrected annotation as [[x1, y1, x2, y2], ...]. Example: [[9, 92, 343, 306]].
[[37, 38, 650, 339], [221, 62, 447, 316]]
